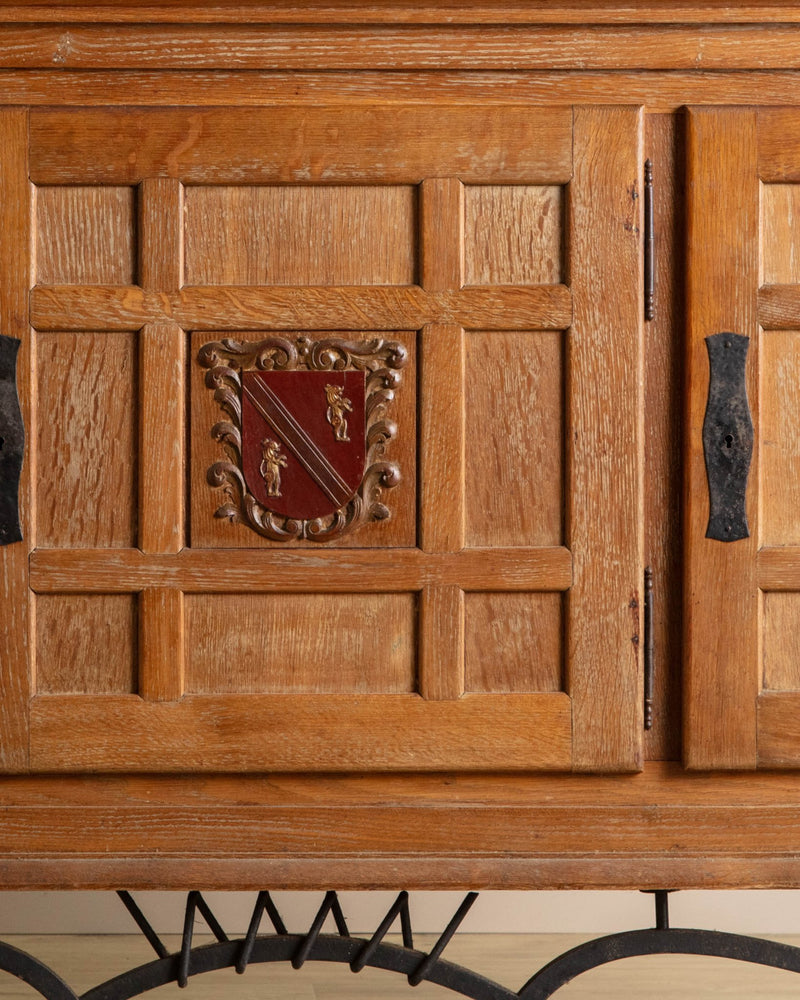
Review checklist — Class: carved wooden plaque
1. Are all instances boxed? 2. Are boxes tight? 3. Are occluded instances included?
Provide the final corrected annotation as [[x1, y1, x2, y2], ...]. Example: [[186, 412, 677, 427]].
[[198, 336, 407, 541]]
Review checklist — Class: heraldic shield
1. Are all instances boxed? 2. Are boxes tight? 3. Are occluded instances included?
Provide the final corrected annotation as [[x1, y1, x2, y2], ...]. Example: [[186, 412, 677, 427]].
[[241, 370, 366, 521], [198, 335, 407, 542]]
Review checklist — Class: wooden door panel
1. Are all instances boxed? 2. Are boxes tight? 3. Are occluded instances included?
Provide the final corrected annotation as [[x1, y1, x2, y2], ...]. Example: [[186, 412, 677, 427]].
[[12, 103, 644, 774], [686, 105, 800, 769], [184, 184, 417, 286]]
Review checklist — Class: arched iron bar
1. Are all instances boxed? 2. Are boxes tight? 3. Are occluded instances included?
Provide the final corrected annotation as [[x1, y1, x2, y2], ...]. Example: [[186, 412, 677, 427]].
[[518, 927, 800, 999], [0, 940, 78, 1000], [80, 934, 517, 1000]]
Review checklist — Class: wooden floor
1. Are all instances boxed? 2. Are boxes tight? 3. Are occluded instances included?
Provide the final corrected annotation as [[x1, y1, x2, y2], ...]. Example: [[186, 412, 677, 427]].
[[2, 934, 800, 998]]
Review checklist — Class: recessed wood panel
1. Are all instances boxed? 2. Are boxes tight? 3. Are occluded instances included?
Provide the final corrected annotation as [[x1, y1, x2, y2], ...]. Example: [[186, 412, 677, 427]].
[[464, 592, 563, 693], [465, 330, 563, 547], [190, 329, 416, 549], [761, 184, 800, 285], [36, 331, 137, 548], [464, 185, 563, 286], [763, 592, 800, 691], [35, 185, 136, 285], [761, 329, 800, 546], [185, 593, 416, 694], [184, 185, 416, 285], [35, 594, 137, 695]]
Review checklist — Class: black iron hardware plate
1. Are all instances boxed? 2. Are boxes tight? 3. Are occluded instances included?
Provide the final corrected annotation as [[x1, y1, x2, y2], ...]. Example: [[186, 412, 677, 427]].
[[0, 335, 23, 546], [702, 332, 753, 542]]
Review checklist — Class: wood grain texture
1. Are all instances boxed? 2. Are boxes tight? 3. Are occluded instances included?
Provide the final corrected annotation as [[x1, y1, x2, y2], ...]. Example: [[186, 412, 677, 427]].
[[0, 109, 31, 771], [5, 4, 800, 25], [185, 593, 416, 694], [643, 113, 684, 761], [15, 25, 800, 71], [8, 70, 800, 111], [29, 692, 572, 772], [190, 329, 417, 550], [139, 588, 184, 702], [31, 284, 573, 332], [762, 592, 800, 692], [34, 185, 135, 285], [35, 331, 137, 548], [567, 106, 644, 772], [10, 763, 800, 890], [759, 108, 800, 182], [139, 323, 185, 553], [684, 107, 759, 770], [759, 546, 800, 590], [761, 329, 800, 546], [760, 184, 800, 284], [760, 284, 800, 329], [418, 585, 464, 700], [35, 594, 137, 695], [420, 177, 464, 292], [186, 185, 416, 286], [465, 331, 563, 548], [29, 546, 573, 593], [29, 106, 573, 185], [758, 691, 800, 766], [419, 325, 465, 552], [464, 592, 563, 693], [464, 186, 563, 286], [138, 176, 183, 292]]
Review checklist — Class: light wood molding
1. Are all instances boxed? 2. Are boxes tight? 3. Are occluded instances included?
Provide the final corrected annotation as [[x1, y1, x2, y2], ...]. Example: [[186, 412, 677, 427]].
[[29, 546, 574, 593]]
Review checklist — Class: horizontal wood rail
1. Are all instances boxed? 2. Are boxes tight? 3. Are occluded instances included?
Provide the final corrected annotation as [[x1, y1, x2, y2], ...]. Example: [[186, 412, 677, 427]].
[[8, 25, 800, 71], [29, 691, 573, 772], [30, 284, 573, 333], [757, 546, 800, 590], [29, 105, 572, 184], [30, 546, 573, 594], [759, 284, 800, 329]]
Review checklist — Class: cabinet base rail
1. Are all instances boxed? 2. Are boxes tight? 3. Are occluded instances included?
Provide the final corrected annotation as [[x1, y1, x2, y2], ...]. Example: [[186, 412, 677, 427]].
[[2, 889, 800, 999]]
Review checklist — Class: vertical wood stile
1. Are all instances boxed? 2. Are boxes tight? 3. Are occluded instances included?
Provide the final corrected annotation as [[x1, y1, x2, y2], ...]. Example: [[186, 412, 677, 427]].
[[421, 177, 464, 291], [139, 588, 184, 702], [137, 177, 186, 700], [0, 110, 31, 770], [419, 323, 466, 553], [684, 108, 759, 769], [419, 179, 466, 699], [419, 585, 465, 700], [568, 106, 645, 771]]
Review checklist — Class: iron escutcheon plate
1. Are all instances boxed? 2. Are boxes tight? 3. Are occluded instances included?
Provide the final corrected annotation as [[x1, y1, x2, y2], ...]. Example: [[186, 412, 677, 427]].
[[0, 335, 23, 546], [702, 332, 753, 542]]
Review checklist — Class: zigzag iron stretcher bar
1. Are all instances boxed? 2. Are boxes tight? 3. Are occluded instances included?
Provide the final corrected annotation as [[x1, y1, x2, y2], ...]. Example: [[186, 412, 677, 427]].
[[3, 890, 800, 999]]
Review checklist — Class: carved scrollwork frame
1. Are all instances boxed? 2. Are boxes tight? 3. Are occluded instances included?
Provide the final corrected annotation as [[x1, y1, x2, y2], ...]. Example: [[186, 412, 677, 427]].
[[197, 335, 407, 542]]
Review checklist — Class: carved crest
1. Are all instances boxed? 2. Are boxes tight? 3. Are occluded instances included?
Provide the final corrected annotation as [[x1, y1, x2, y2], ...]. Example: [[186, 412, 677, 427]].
[[198, 336, 406, 541]]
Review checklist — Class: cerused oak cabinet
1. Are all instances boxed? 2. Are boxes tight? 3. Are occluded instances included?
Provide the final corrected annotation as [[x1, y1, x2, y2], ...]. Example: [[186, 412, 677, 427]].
[[3, 2, 800, 891]]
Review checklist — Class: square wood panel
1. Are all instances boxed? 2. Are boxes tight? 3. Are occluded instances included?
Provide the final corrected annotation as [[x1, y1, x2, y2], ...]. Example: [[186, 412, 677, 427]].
[[465, 330, 563, 547]]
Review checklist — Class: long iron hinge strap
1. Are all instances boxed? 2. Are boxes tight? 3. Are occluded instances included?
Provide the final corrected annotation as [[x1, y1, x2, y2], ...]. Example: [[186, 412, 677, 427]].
[[644, 566, 654, 731], [644, 158, 655, 322]]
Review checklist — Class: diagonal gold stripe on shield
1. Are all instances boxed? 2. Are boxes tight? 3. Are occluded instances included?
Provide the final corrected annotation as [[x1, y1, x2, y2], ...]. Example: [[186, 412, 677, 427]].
[[243, 378, 354, 509]]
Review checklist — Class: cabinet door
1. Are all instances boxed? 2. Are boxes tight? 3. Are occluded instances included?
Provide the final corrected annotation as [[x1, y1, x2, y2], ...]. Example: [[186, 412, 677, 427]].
[[2, 104, 644, 774], [686, 106, 800, 769]]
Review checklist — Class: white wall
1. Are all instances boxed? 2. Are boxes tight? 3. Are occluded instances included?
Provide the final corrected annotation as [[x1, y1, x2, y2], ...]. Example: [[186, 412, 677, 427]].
[[1, 890, 799, 935]]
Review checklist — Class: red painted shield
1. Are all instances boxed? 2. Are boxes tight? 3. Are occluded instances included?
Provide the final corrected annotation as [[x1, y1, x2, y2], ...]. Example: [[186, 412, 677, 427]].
[[241, 370, 366, 520]]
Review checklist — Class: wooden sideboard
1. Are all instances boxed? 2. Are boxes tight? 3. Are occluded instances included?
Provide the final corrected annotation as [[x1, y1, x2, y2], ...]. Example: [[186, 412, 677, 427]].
[[3, 1, 800, 891]]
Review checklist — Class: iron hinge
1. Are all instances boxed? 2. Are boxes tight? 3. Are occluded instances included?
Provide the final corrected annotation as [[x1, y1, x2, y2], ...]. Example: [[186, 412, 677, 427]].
[[644, 158, 655, 322], [644, 565, 654, 730]]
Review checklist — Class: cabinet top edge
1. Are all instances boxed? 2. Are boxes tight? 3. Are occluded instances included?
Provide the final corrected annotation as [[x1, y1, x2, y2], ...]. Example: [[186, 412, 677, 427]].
[[6, 2, 800, 25]]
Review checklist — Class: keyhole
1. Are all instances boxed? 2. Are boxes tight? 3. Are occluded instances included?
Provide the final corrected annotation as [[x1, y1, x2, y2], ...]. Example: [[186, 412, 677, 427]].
[[0, 436, 4, 451], [725, 434, 734, 449]]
